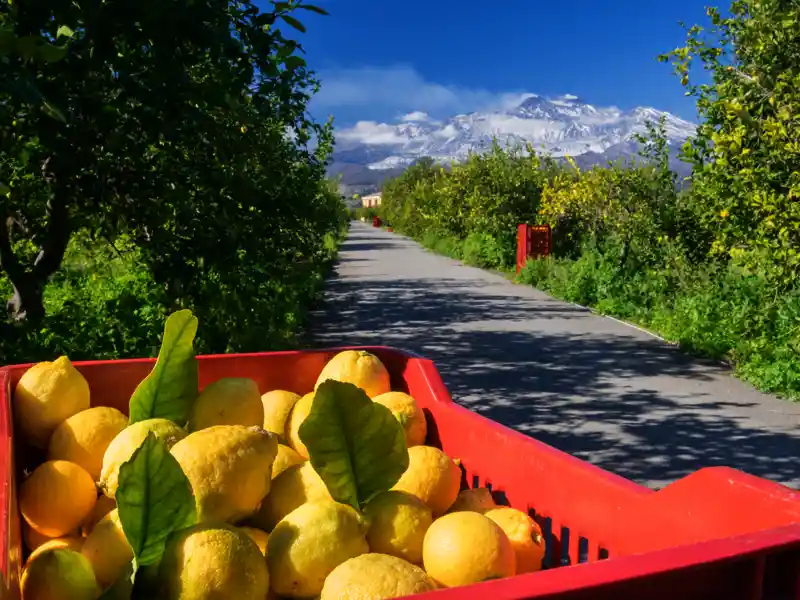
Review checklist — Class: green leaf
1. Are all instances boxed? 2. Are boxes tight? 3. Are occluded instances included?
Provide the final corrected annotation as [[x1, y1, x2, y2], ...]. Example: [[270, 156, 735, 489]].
[[283, 55, 305, 71], [280, 14, 306, 33], [41, 100, 66, 122], [128, 309, 199, 425], [56, 25, 74, 39], [298, 380, 409, 510], [36, 42, 68, 63], [297, 4, 330, 15], [116, 433, 196, 569], [0, 182, 9, 196]]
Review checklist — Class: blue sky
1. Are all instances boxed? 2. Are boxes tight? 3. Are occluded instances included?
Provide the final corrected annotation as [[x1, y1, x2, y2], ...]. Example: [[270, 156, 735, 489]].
[[269, 0, 715, 129]]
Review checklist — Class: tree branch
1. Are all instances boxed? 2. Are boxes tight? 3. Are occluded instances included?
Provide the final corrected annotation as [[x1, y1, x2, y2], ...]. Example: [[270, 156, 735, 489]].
[[0, 214, 27, 285], [32, 193, 70, 280]]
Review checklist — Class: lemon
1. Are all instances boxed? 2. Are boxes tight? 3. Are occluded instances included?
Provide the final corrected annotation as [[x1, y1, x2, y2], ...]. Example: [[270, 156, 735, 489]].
[[261, 389, 301, 439], [372, 392, 427, 447], [448, 488, 496, 514], [25, 536, 84, 567], [48, 407, 128, 480], [484, 507, 545, 574], [391, 446, 461, 516], [285, 391, 314, 459], [81, 509, 133, 588], [252, 462, 331, 531], [273, 444, 306, 479], [171, 425, 278, 524], [363, 491, 432, 565], [21, 461, 97, 538], [239, 526, 269, 555], [188, 378, 263, 432], [81, 495, 116, 537], [14, 356, 91, 449], [100, 418, 186, 498], [314, 350, 391, 398], [158, 523, 269, 600], [267, 500, 369, 598], [320, 553, 437, 599], [23, 523, 59, 553], [422, 511, 515, 587], [21, 548, 101, 600]]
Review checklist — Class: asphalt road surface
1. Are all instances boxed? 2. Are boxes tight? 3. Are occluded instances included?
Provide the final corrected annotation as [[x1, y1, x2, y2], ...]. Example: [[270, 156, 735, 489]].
[[313, 221, 800, 489]]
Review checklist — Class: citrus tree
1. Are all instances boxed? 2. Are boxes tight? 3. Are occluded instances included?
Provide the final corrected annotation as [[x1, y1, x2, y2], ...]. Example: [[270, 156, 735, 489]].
[[660, 0, 800, 285], [1, 0, 345, 351]]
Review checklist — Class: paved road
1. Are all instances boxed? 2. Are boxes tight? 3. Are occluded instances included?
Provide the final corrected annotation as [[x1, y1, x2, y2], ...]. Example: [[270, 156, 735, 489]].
[[313, 222, 800, 489]]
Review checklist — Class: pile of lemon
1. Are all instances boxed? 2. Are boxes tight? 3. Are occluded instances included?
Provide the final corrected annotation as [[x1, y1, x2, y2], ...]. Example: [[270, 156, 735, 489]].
[[14, 349, 544, 600]]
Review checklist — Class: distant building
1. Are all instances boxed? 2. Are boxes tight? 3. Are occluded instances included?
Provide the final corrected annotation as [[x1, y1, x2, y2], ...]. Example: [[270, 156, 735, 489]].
[[361, 193, 382, 208]]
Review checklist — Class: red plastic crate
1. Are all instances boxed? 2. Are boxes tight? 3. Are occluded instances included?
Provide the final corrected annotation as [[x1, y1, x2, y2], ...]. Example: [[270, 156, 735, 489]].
[[2, 347, 800, 600]]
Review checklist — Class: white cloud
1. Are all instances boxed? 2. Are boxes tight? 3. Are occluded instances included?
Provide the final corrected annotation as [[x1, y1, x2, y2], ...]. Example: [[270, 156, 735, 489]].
[[311, 65, 530, 118], [400, 111, 431, 122], [335, 121, 408, 145]]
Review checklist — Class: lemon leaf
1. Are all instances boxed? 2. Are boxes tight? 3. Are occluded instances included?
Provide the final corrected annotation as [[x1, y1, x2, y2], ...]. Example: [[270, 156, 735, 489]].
[[128, 309, 199, 425], [299, 380, 408, 511], [116, 432, 196, 570]]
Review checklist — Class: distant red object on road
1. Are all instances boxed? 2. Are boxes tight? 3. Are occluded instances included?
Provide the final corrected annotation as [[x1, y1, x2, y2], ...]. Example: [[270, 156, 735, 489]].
[[516, 223, 552, 274]]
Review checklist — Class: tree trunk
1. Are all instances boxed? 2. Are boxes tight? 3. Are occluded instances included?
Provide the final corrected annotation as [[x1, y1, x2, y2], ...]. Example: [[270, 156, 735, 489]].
[[6, 275, 46, 322], [1, 194, 71, 323]]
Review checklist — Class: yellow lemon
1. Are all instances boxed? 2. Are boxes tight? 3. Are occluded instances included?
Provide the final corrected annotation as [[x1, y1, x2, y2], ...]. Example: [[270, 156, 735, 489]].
[[14, 356, 91, 449], [320, 553, 437, 599], [261, 389, 301, 439], [285, 391, 314, 459], [373, 392, 427, 447], [21, 548, 101, 600], [422, 511, 516, 587], [252, 462, 331, 531], [363, 491, 432, 565], [81, 495, 116, 537], [273, 444, 306, 479], [100, 418, 186, 498], [314, 350, 391, 398], [448, 488, 497, 514], [80, 508, 133, 588], [391, 446, 461, 516], [48, 407, 128, 480], [188, 378, 263, 432], [158, 523, 269, 600], [239, 526, 269, 555], [267, 500, 369, 598], [20, 461, 97, 538], [484, 507, 545, 574], [170, 425, 278, 524], [25, 536, 84, 567]]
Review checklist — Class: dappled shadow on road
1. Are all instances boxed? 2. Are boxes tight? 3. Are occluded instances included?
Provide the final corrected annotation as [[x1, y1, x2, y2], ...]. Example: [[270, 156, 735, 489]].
[[312, 228, 800, 489]]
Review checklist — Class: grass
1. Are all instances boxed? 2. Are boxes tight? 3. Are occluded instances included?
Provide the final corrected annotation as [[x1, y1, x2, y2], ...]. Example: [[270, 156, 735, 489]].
[[1, 229, 345, 365]]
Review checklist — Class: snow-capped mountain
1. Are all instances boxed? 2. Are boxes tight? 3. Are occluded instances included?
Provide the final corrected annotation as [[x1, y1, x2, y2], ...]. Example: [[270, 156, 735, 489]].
[[331, 95, 696, 185]]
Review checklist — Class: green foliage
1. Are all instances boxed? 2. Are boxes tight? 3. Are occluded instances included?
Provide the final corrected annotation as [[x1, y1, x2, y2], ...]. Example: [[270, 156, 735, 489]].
[[128, 310, 199, 426], [380, 145, 554, 265], [660, 0, 800, 287], [299, 380, 409, 511], [0, 0, 348, 363], [518, 251, 800, 399], [116, 433, 197, 572]]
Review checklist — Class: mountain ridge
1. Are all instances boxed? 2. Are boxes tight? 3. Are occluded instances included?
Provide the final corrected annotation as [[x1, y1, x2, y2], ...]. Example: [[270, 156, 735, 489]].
[[330, 94, 696, 194]]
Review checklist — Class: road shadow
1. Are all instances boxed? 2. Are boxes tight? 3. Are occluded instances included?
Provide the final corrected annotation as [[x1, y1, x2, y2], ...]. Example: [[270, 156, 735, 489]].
[[312, 229, 800, 489]]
